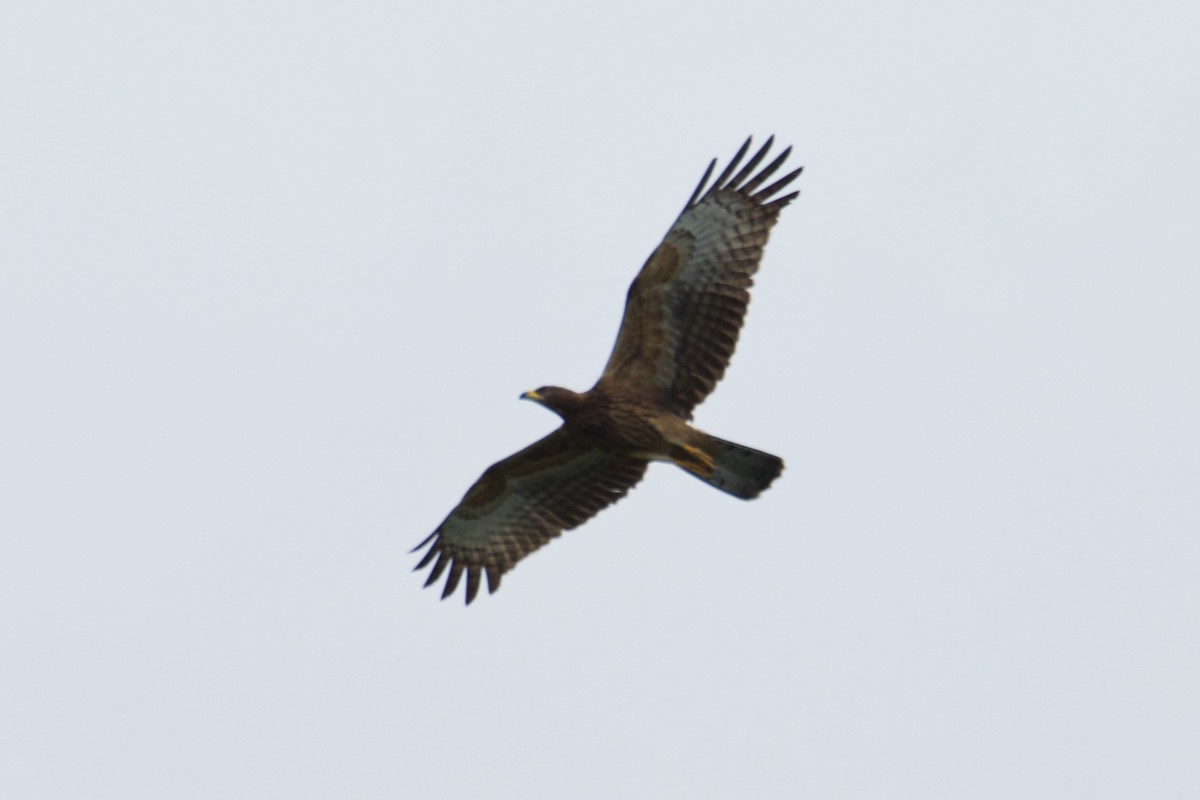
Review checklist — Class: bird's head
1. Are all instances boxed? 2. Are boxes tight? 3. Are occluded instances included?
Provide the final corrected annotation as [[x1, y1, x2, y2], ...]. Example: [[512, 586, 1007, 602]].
[[520, 386, 584, 418]]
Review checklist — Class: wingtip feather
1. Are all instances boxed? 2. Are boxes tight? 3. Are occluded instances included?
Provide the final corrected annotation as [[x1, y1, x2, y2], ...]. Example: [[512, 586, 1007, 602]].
[[441, 561, 465, 600], [414, 542, 439, 571], [423, 551, 450, 587], [465, 565, 482, 604], [684, 158, 718, 211], [410, 530, 438, 554], [485, 564, 503, 594], [710, 136, 753, 195], [753, 166, 804, 204], [726, 136, 775, 191]]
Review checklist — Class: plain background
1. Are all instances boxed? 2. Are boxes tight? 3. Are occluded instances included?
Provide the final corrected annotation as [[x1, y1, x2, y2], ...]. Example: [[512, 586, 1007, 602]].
[[3, 1, 1197, 797]]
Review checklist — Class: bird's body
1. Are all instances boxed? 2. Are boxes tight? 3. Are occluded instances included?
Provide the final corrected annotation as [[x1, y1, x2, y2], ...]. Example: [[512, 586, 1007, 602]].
[[524, 386, 664, 455], [523, 385, 781, 496], [523, 385, 686, 461], [414, 137, 801, 603]]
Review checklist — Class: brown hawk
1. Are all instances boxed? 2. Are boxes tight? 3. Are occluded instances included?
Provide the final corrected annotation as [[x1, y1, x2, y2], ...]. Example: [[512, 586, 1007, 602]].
[[414, 137, 801, 603]]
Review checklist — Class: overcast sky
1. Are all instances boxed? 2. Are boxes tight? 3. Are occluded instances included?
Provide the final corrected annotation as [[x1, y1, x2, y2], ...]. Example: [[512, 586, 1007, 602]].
[[2, 1, 1198, 797]]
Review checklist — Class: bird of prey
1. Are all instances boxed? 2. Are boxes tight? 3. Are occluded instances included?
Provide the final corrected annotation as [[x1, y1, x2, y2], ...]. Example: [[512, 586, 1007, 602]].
[[414, 136, 801, 603]]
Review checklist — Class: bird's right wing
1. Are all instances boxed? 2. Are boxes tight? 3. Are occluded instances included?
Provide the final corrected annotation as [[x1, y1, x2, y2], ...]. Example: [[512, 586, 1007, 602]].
[[413, 429, 648, 604]]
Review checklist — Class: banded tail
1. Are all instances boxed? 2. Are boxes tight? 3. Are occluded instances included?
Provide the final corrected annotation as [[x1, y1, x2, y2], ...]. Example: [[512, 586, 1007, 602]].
[[672, 433, 784, 500]]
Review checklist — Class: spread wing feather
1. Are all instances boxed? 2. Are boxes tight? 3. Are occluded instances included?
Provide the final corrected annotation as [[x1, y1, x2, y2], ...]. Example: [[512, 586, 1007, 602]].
[[413, 428, 648, 604], [595, 136, 801, 417]]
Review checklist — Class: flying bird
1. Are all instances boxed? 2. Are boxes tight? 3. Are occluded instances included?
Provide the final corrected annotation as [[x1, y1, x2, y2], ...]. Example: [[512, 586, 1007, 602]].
[[414, 136, 801, 603]]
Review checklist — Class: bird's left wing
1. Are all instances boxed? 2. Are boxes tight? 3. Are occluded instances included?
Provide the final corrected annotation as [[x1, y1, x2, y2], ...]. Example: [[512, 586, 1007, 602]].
[[413, 428, 648, 604], [595, 136, 801, 418]]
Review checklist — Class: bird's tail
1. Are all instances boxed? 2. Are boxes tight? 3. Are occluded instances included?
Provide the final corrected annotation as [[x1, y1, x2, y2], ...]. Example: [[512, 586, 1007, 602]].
[[671, 433, 784, 500]]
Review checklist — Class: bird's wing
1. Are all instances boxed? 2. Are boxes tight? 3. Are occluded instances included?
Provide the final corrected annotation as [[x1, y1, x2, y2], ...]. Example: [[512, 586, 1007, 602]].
[[413, 428, 648, 604], [595, 136, 801, 418]]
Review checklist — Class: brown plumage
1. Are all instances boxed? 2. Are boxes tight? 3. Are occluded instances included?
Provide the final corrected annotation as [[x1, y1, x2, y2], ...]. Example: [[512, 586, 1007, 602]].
[[414, 136, 801, 603]]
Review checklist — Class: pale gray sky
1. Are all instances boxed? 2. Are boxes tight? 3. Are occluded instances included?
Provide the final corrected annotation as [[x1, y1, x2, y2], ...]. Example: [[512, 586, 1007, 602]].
[[2, 1, 1198, 797]]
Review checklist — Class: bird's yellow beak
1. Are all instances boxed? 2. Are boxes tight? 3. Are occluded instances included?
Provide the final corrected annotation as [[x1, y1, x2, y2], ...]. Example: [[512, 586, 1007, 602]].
[[521, 390, 542, 402]]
